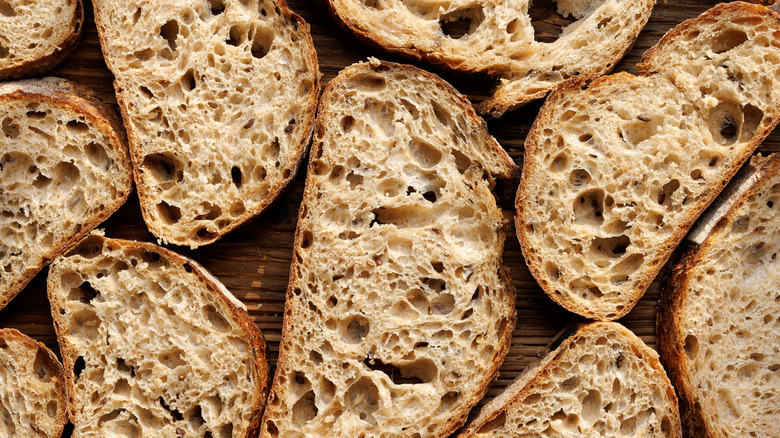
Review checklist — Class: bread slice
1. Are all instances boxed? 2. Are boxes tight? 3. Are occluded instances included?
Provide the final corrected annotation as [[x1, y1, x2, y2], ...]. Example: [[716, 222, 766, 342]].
[[325, 0, 653, 117], [92, 0, 321, 248], [517, 2, 780, 320], [0, 0, 83, 80], [47, 233, 268, 437], [0, 328, 67, 438], [0, 78, 133, 311], [458, 322, 681, 438], [260, 60, 518, 437], [657, 153, 780, 437]]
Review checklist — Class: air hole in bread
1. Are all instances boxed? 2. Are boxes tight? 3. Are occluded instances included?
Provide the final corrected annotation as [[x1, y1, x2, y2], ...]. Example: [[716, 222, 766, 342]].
[[712, 28, 749, 54], [157, 201, 182, 225], [229, 166, 243, 188], [573, 189, 605, 225], [181, 69, 196, 91], [70, 308, 101, 339], [251, 25, 273, 58], [26, 109, 47, 120], [66, 119, 89, 133], [345, 377, 379, 424], [365, 357, 437, 384], [341, 315, 370, 343], [159, 396, 184, 421], [741, 103, 764, 140], [550, 153, 569, 172], [158, 348, 186, 369], [569, 168, 591, 187], [0, 0, 15, 17], [439, 6, 482, 39], [545, 262, 560, 281], [301, 230, 313, 249], [478, 411, 506, 433], [132, 7, 142, 24], [208, 0, 225, 16], [408, 138, 442, 168], [529, 0, 576, 44], [33, 348, 55, 382], [431, 293, 455, 314], [352, 74, 386, 91], [451, 149, 472, 174], [227, 24, 247, 47], [73, 356, 86, 379], [142, 152, 184, 184], [341, 116, 355, 132], [431, 101, 451, 126], [203, 304, 229, 331], [2, 117, 19, 138], [591, 235, 630, 258], [160, 20, 179, 50], [291, 390, 317, 426], [69, 280, 99, 304], [657, 179, 680, 206], [438, 391, 459, 414]]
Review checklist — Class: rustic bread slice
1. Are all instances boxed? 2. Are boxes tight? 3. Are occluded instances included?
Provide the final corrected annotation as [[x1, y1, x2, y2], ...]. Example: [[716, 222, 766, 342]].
[[458, 322, 681, 438], [260, 60, 518, 437], [92, 0, 320, 248], [0, 0, 83, 80], [658, 153, 780, 438], [325, 0, 653, 117], [517, 2, 780, 320], [0, 78, 133, 311], [47, 233, 268, 437], [0, 328, 67, 438]]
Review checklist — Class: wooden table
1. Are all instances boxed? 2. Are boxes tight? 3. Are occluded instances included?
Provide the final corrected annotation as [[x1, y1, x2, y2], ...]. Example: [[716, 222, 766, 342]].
[[2, 0, 777, 416]]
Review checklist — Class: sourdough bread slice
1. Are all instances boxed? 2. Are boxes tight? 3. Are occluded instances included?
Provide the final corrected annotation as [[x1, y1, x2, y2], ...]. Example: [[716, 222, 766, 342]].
[[326, 0, 653, 117], [517, 2, 780, 320], [0, 328, 67, 438], [260, 60, 518, 437], [92, 0, 320, 248], [47, 233, 268, 438], [0, 0, 83, 80], [458, 322, 681, 438], [657, 153, 780, 438], [0, 78, 133, 311]]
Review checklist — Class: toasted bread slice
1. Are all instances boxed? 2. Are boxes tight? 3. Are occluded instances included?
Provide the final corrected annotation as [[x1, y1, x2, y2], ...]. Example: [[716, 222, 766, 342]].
[[325, 0, 653, 117], [260, 60, 518, 437], [0, 78, 133, 311], [47, 233, 268, 437], [0, 0, 83, 80], [658, 153, 780, 437], [517, 2, 780, 320], [458, 322, 681, 438], [92, 0, 321, 248], [0, 328, 67, 438]]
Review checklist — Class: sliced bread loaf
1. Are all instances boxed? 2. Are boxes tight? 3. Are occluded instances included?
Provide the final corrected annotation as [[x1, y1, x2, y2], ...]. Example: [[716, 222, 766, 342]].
[[0, 78, 133, 311], [0, 0, 83, 80], [458, 322, 681, 437], [325, 0, 653, 117], [0, 328, 67, 438], [517, 2, 780, 320], [47, 233, 268, 437], [92, 0, 320, 248], [260, 60, 518, 437], [657, 153, 780, 437]]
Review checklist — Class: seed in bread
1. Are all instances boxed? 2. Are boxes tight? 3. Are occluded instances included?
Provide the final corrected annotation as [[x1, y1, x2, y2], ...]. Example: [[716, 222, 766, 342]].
[[92, 0, 321, 248], [658, 153, 780, 437], [47, 233, 268, 438], [260, 60, 518, 437], [458, 322, 681, 438], [0, 78, 133, 311], [517, 2, 780, 320], [0, 328, 67, 438], [0, 0, 83, 80]]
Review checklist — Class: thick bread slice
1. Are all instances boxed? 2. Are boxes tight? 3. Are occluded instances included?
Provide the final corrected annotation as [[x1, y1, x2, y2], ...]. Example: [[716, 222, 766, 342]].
[[517, 2, 780, 320], [0, 328, 67, 438], [47, 234, 268, 438], [326, 0, 653, 117], [0, 78, 133, 311], [0, 0, 83, 80], [458, 322, 681, 437], [92, 0, 320, 248], [657, 153, 780, 438], [260, 60, 518, 437]]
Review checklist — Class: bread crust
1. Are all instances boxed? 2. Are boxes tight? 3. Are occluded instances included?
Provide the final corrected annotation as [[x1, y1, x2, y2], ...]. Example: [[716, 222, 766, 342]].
[[47, 234, 268, 437], [0, 0, 84, 81], [657, 154, 780, 438], [0, 78, 133, 311]]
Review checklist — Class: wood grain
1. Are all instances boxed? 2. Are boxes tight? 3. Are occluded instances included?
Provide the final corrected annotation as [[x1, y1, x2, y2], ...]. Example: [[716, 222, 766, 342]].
[[1, 0, 777, 415]]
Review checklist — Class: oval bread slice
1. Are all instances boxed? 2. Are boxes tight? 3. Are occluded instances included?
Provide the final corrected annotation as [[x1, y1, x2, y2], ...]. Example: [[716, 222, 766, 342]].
[[260, 60, 518, 437], [658, 153, 780, 437], [0, 328, 67, 438], [47, 233, 268, 438], [0, 78, 133, 311]]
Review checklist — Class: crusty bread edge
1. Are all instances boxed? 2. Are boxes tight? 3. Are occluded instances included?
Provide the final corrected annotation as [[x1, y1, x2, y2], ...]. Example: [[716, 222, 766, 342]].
[[92, 1, 322, 248], [0, 0, 84, 81], [0, 328, 68, 438], [657, 153, 780, 438], [46, 234, 269, 437], [260, 59, 518, 436], [457, 321, 682, 437], [0, 78, 133, 311]]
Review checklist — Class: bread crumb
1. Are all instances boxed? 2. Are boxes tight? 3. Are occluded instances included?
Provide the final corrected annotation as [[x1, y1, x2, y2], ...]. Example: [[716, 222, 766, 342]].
[[368, 57, 381, 68]]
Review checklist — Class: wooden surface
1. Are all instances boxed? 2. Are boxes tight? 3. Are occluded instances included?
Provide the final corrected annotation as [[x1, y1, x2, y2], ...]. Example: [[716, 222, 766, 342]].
[[2, 0, 779, 414]]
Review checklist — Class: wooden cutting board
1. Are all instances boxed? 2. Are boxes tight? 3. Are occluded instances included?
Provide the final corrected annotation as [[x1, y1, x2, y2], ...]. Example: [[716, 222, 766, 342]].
[[2, 0, 778, 407]]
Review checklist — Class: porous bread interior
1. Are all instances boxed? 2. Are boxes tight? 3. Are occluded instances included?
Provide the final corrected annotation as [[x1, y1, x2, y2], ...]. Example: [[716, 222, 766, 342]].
[[0, 94, 131, 308], [0, 329, 65, 438], [261, 63, 516, 437], [0, 0, 78, 72], [469, 323, 678, 437], [93, 0, 318, 247], [329, 0, 652, 112], [519, 5, 780, 319], [48, 235, 265, 438], [675, 158, 780, 437]]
